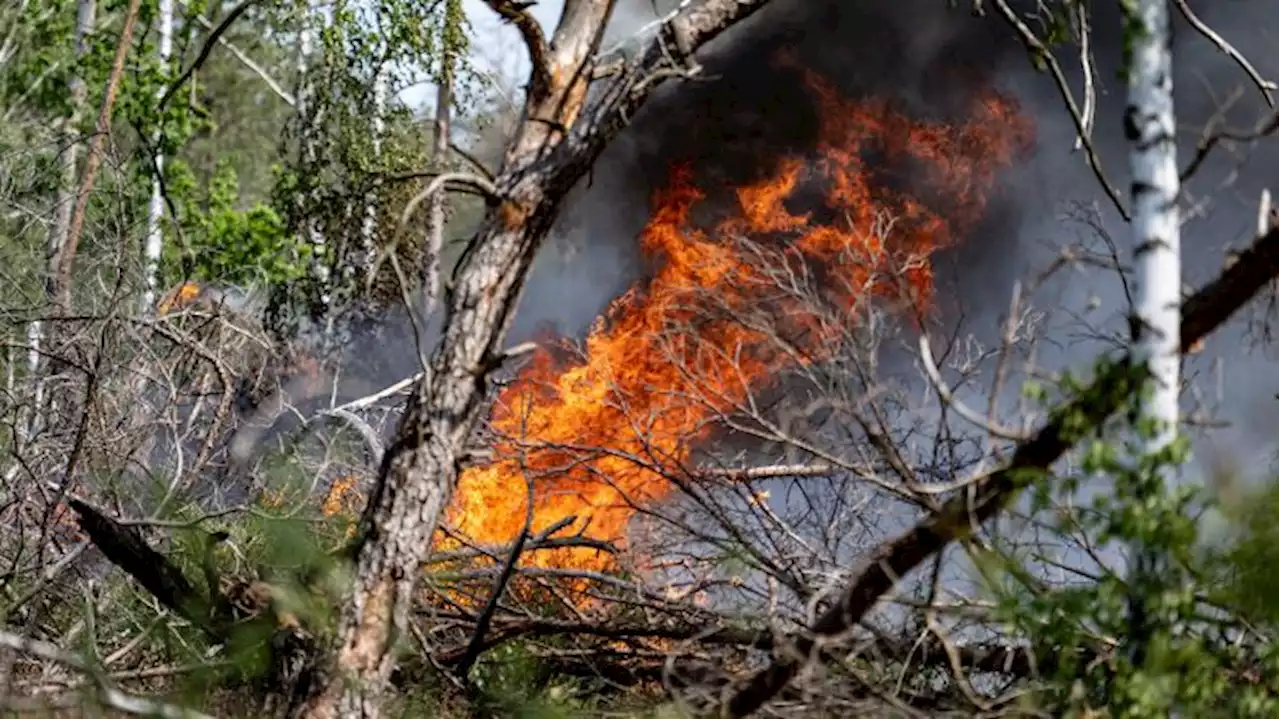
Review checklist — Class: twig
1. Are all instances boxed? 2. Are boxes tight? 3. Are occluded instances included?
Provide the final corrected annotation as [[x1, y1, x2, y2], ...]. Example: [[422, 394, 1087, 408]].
[[188, 8, 295, 106], [917, 334, 1030, 441], [157, 0, 264, 111], [1172, 0, 1276, 109], [0, 630, 214, 718], [990, 0, 1128, 221]]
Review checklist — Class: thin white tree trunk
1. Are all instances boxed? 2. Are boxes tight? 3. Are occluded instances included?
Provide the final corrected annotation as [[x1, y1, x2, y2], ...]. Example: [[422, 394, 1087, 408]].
[[141, 0, 174, 312], [20, 0, 96, 446], [1127, 0, 1181, 471], [296, 0, 329, 314], [422, 56, 452, 318], [1125, 0, 1180, 665], [358, 70, 387, 278]]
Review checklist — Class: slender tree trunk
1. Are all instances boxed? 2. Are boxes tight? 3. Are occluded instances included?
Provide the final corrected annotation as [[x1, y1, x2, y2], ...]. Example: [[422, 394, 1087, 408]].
[[296, 0, 329, 318], [20, 0, 96, 444], [358, 71, 387, 281], [422, 25, 454, 318], [141, 0, 174, 312], [1123, 0, 1180, 665]]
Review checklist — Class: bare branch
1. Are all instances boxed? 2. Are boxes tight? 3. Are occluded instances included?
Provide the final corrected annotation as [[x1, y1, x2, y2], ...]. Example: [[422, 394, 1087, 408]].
[[187, 7, 295, 107], [398, 172, 500, 231], [989, 0, 1128, 221], [484, 0, 552, 102], [0, 630, 214, 718], [714, 223, 1279, 717], [157, 0, 264, 111], [917, 335, 1030, 441], [1172, 0, 1276, 109]]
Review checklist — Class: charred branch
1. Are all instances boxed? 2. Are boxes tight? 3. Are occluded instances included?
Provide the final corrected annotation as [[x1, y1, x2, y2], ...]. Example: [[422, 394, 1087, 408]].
[[67, 498, 229, 638]]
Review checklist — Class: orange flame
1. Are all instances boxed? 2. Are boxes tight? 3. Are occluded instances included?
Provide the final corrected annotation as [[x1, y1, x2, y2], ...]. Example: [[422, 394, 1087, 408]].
[[444, 68, 1034, 574]]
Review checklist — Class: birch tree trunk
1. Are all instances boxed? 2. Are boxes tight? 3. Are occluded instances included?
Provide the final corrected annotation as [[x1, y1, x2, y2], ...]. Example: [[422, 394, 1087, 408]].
[[296, 0, 329, 317], [358, 71, 387, 281], [421, 41, 453, 319], [141, 0, 174, 312], [1124, 0, 1180, 664], [292, 1, 777, 716], [20, 0, 96, 443]]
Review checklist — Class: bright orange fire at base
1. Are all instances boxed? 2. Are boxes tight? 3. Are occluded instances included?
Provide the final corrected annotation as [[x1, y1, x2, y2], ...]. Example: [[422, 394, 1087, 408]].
[[442, 65, 1034, 576]]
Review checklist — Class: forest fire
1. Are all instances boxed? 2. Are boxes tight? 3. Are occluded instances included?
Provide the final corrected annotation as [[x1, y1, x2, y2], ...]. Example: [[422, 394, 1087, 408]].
[[442, 66, 1034, 574]]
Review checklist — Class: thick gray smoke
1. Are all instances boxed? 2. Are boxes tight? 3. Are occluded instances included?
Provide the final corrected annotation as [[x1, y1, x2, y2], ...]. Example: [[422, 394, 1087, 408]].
[[508, 0, 1277, 469], [239, 1, 1272, 482]]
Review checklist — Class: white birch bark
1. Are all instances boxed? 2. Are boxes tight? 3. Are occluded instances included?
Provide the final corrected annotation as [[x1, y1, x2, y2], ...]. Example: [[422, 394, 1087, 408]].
[[141, 0, 174, 312], [1126, 0, 1181, 466], [296, 0, 330, 312], [358, 70, 387, 279], [1124, 0, 1181, 666], [422, 56, 452, 319], [19, 0, 96, 446]]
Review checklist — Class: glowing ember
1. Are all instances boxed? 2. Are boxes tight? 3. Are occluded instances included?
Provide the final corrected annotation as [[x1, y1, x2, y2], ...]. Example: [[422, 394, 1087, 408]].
[[442, 67, 1034, 574], [157, 281, 204, 315]]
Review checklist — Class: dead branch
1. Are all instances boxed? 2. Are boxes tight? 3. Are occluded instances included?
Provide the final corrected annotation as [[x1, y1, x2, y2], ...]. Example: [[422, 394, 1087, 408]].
[[157, 0, 264, 111], [66, 498, 226, 638], [483, 0, 552, 102], [1171, 0, 1276, 108], [186, 6, 296, 107], [989, 0, 1128, 221], [715, 223, 1279, 717]]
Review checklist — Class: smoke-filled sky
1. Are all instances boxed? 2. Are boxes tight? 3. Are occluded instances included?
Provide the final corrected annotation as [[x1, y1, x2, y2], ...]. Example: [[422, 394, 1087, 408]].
[[471, 0, 1276, 469], [380, 1, 1277, 475]]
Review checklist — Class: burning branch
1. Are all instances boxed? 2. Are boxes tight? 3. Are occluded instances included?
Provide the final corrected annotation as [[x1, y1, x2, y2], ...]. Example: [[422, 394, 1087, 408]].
[[714, 222, 1280, 717]]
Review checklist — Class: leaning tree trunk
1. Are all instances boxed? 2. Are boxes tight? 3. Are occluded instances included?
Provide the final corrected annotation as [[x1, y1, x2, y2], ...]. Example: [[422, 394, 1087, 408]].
[[292, 1, 777, 716], [1123, 0, 1180, 665]]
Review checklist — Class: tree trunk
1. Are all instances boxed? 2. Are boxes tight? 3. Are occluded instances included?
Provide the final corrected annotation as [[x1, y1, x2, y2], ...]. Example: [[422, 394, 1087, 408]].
[[422, 30, 454, 318], [296, 0, 329, 320], [20, 0, 96, 443], [141, 0, 175, 312], [292, 1, 778, 715], [357, 71, 387, 282], [1123, 0, 1180, 665]]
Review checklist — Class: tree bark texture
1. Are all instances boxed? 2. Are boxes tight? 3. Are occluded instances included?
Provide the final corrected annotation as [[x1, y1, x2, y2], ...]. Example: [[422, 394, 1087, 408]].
[[141, 0, 174, 312], [1126, 0, 1181, 452], [292, 1, 776, 716]]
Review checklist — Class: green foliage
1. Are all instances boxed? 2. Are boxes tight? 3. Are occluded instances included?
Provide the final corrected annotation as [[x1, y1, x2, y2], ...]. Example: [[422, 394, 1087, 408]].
[[986, 364, 1278, 718], [164, 159, 308, 286], [470, 642, 609, 719]]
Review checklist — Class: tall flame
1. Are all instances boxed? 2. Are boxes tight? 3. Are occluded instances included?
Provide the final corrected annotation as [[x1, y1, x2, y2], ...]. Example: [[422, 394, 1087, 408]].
[[443, 67, 1033, 574]]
